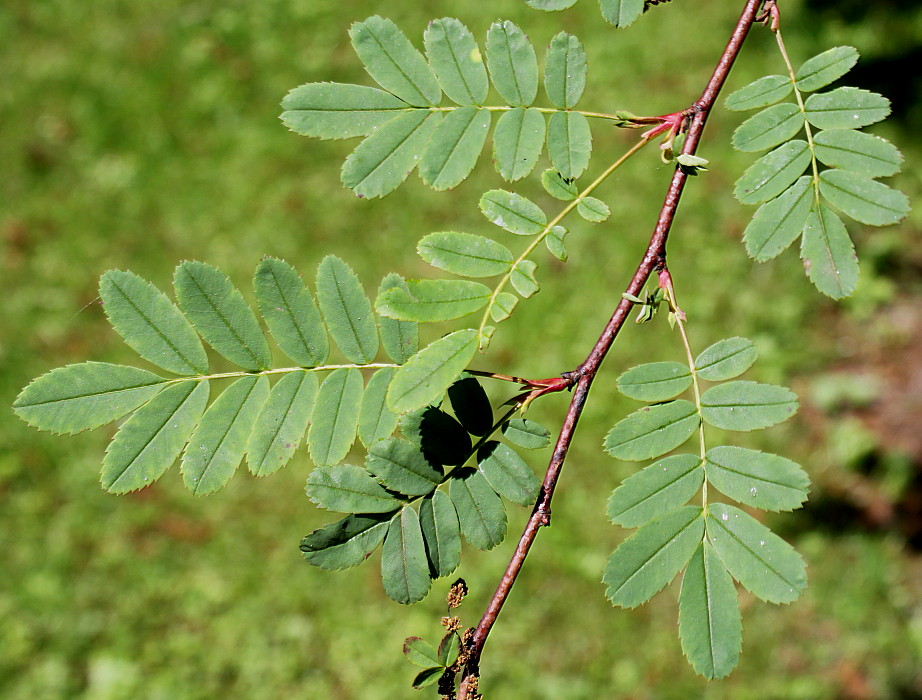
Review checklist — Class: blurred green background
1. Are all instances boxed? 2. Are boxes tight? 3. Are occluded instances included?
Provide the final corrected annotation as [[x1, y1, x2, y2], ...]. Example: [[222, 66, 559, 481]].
[[3, 0, 921, 697]]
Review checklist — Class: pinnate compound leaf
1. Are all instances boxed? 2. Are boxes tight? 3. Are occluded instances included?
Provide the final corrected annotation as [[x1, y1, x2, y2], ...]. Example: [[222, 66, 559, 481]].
[[510, 260, 539, 298], [341, 110, 440, 198], [182, 375, 269, 495], [706, 504, 806, 604], [576, 196, 610, 223], [812, 129, 903, 178], [742, 176, 813, 261], [794, 46, 859, 92], [174, 261, 271, 371], [489, 292, 519, 322], [254, 257, 329, 367], [544, 32, 587, 109], [101, 380, 209, 493], [734, 140, 811, 205], [419, 490, 462, 578], [604, 400, 699, 461], [349, 16, 440, 107], [316, 256, 379, 364], [358, 367, 399, 448], [617, 361, 692, 402], [801, 203, 858, 299], [308, 368, 364, 467], [448, 376, 493, 436], [450, 468, 507, 550], [306, 464, 399, 513], [388, 329, 478, 413], [301, 513, 391, 570], [694, 337, 758, 382], [485, 21, 538, 107], [502, 418, 551, 449], [100, 270, 208, 376], [417, 231, 514, 278], [493, 107, 546, 182], [705, 446, 809, 512], [604, 506, 704, 608], [679, 543, 742, 680], [545, 225, 568, 261], [478, 441, 540, 506], [547, 111, 592, 180], [279, 83, 410, 140], [804, 87, 890, 130], [403, 637, 442, 667], [424, 18, 489, 106], [724, 75, 792, 112], [419, 107, 491, 191], [608, 454, 703, 528], [818, 169, 910, 227], [700, 381, 798, 431], [366, 437, 442, 496], [14, 363, 167, 435], [376, 279, 491, 322], [599, 0, 645, 28], [377, 274, 418, 364], [731, 103, 804, 153], [542, 169, 578, 201], [480, 190, 547, 235], [382, 507, 432, 604], [247, 370, 317, 476]]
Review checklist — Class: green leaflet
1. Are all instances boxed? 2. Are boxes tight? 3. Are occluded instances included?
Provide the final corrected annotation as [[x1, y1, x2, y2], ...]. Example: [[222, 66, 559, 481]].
[[733, 140, 811, 205], [358, 367, 399, 449], [404, 406, 471, 467], [404, 636, 442, 668], [423, 18, 488, 106], [316, 256, 379, 364], [706, 504, 807, 604], [794, 46, 859, 92], [801, 203, 859, 299], [449, 468, 507, 550], [599, 0, 645, 28], [478, 441, 541, 506], [377, 274, 418, 364], [705, 446, 810, 512], [812, 129, 903, 178], [604, 400, 699, 461], [419, 107, 491, 191], [376, 279, 492, 322], [448, 375, 493, 436], [182, 375, 269, 495], [731, 103, 804, 153], [510, 260, 539, 298], [603, 506, 704, 608], [417, 231, 514, 278], [439, 631, 461, 667], [387, 329, 478, 413], [308, 368, 364, 467], [576, 196, 610, 223], [489, 292, 519, 322], [247, 369, 317, 476], [419, 490, 462, 578], [608, 454, 703, 528], [279, 82, 410, 140], [100, 270, 208, 376], [101, 380, 210, 494], [544, 32, 587, 109], [254, 257, 329, 367], [306, 463, 399, 513], [502, 418, 551, 449], [349, 16, 440, 107], [479, 189, 547, 235], [341, 109, 440, 199], [493, 107, 546, 182], [541, 169, 578, 201], [545, 225, 569, 261], [694, 337, 758, 382], [300, 512, 392, 570], [411, 668, 444, 690], [804, 87, 890, 130], [174, 261, 271, 371], [724, 75, 792, 112], [382, 507, 432, 604], [547, 111, 592, 180], [678, 543, 742, 680], [700, 381, 798, 432], [742, 176, 813, 261], [13, 362, 167, 435], [818, 169, 910, 227], [366, 437, 442, 497], [485, 21, 538, 107], [616, 361, 692, 402], [527, 0, 578, 10]]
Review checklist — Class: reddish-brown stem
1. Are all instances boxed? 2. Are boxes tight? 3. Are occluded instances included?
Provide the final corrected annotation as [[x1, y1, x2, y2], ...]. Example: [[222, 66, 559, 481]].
[[456, 2, 765, 696]]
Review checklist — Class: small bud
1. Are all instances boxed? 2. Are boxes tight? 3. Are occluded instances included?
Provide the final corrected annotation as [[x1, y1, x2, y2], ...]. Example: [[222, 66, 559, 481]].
[[447, 578, 469, 608]]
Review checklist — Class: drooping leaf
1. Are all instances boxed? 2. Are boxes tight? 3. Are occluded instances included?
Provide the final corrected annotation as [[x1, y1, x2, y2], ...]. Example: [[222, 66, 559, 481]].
[[478, 441, 541, 506], [448, 375, 493, 436], [485, 21, 538, 107], [489, 292, 519, 322], [100, 270, 208, 376], [376, 279, 492, 322], [510, 260, 540, 298], [174, 261, 271, 371], [381, 507, 432, 604], [349, 16, 441, 107], [254, 257, 329, 367], [545, 225, 568, 261], [301, 512, 392, 570], [608, 454, 703, 528], [801, 203, 859, 299], [247, 369, 318, 476], [101, 380, 209, 493], [377, 274, 418, 364], [419, 490, 462, 578], [14, 362, 167, 435], [599, 0, 645, 28], [603, 506, 704, 608], [804, 87, 890, 130], [731, 103, 804, 153], [576, 196, 610, 223], [541, 169, 578, 201], [705, 446, 809, 512], [492, 107, 546, 181], [544, 32, 587, 109], [423, 18, 489, 106], [280, 82, 411, 140], [366, 437, 442, 496], [742, 176, 813, 261], [547, 110, 592, 180], [812, 129, 903, 178], [794, 46, 860, 92], [417, 231, 514, 278], [818, 169, 910, 227], [316, 256, 379, 364], [700, 381, 798, 431], [678, 543, 742, 680], [308, 368, 364, 467], [182, 375, 269, 495], [502, 418, 552, 449], [706, 504, 806, 604], [616, 361, 692, 402], [404, 406, 472, 467], [403, 636, 442, 668], [358, 366, 399, 448], [479, 190, 547, 235], [604, 400, 700, 461], [449, 468, 507, 550], [733, 140, 811, 205], [387, 329, 478, 413], [724, 75, 792, 112], [694, 337, 758, 382], [306, 463, 399, 513], [419, 107, 491, 190]]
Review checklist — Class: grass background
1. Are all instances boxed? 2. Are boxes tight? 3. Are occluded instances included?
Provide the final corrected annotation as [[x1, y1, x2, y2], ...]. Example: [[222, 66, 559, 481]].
[[2, 0, 921, 697]]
